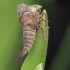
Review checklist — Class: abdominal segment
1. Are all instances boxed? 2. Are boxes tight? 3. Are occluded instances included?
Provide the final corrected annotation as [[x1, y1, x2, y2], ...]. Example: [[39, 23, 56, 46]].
[[15, 26, 36, 62]]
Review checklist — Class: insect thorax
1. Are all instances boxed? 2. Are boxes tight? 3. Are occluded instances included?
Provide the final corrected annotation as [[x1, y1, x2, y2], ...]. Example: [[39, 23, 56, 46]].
[[29, 4, 42, 13], [17, 3, 42, 17], [20, 11, 39, 27]]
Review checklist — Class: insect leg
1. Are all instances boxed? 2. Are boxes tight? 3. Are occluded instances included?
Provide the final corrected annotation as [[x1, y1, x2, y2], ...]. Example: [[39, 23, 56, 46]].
[[38, 25, 46, 40], [39, 12, 44, 19], [39, 18, 49, 28], [39, 12, 49, 28]]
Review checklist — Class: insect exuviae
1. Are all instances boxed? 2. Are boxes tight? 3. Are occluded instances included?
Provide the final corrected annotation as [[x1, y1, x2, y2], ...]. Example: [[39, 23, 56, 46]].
[[15, 3, 48, 62]]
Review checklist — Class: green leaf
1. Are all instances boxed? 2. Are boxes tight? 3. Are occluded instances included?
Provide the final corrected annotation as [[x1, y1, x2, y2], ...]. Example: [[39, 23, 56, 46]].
[[49, 23, 70, 70], [34, 63, 43, 70]]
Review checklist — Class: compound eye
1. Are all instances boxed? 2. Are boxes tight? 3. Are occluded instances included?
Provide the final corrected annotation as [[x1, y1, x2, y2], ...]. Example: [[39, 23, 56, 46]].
[[24, 11, 30, 14]]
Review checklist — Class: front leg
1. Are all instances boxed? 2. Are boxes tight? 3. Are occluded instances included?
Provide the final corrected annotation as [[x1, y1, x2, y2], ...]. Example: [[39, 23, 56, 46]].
[[39, 12, 44, 19], [38, 25, 46, 40], [39, 12, 49, 28]]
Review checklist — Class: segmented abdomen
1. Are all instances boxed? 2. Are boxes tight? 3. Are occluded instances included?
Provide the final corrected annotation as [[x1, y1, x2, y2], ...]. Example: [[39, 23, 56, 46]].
[[23, 26, 36, 53], [15, 26, 36, 62]]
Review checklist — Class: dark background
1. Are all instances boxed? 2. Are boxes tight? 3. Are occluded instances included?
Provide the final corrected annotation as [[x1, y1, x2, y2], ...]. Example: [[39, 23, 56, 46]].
[[42, 0, 70, 70]]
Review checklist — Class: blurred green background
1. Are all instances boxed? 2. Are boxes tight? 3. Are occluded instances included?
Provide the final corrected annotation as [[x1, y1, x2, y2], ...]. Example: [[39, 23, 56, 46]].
[[0, 0, 70, 70]]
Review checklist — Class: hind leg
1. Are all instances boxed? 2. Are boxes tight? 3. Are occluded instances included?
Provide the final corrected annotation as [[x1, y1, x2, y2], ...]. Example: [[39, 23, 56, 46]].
[[38, 25, 46, 40]]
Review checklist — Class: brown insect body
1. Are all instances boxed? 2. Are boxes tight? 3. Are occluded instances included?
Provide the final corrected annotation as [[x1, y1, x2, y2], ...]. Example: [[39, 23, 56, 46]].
[[15, 4, 42, 62]]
